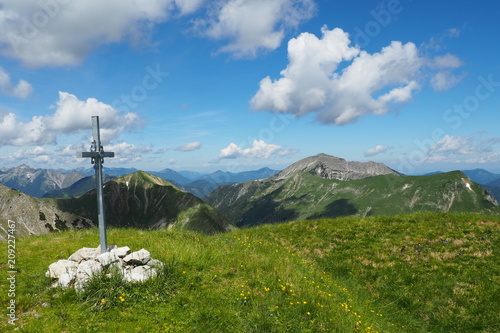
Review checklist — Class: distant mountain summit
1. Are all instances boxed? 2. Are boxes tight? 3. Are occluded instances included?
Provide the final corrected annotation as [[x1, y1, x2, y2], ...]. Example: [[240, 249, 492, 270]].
[[462, 169, 500, 185], [58, 171, 237, 234], [0, 165, 85, 197], [276, 153, 401, 181], [43, 174, 117, 198], [206, 154, 499, 227]]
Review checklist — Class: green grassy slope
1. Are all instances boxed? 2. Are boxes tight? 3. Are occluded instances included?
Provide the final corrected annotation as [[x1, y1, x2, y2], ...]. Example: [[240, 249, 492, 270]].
[[1, 212, 498, 332], [51, 171, 236, 234], [207, 171, 500, 227]]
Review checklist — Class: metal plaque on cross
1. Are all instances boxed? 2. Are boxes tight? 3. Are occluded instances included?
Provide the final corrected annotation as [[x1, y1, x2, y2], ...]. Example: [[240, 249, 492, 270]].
[[77, 116, 115, 254]]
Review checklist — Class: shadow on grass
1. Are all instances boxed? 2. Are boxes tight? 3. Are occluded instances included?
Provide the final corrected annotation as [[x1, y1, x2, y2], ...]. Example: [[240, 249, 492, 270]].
[[238, 187, 298, 228], [308, 199, 358, 220]]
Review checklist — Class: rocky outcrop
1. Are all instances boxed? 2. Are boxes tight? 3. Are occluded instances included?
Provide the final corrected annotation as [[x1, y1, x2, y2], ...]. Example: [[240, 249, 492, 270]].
[[276, 153, 401, 181], [0, 184, 95, 239], [46, 245, 163, 292]]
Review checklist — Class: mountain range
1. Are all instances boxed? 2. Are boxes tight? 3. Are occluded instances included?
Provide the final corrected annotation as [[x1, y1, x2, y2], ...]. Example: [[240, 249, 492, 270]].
[[42, 174, 117, 199], [462, 169, 500, 185], [0, 164, 85, 197], [1, 154, 499, 238], [1, 170, 236, 238], [3, 161, 499, 203], [2, 165, 280, 199], [206, 154, 500, 227]]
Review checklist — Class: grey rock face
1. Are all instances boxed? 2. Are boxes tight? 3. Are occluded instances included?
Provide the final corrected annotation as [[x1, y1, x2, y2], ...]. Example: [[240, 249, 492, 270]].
[[276, 153, 401, 181], [0, 183, 95, 240]]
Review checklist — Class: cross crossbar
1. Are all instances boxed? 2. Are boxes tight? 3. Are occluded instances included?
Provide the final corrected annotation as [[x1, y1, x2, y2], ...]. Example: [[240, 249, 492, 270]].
[[78, 152, 115, 158]]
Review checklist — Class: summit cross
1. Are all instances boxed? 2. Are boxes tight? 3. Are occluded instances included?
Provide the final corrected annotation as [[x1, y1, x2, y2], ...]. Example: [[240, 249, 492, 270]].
[[77, 116, 115, 254]]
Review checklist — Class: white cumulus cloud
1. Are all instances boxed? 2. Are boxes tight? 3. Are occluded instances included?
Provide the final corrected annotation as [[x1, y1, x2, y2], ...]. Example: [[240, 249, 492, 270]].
[[429, 135, 498, 156], [0, 66, 33, 98], [0, 92, 142, 146], [430, 71, 465, 91], [176, 141, 202, 152], [3, 141, 151, 167], [0, 0, 316, 67], [465, 152, 500, 164], [106, 142, 152, 163], [429, 54, 463, 69], [218, 139, 282, 159], [251, 26, 464, 125], [174, 0, 205, 15], [0, 0, 173, 67], [12, 146, 52, 159], [428, 53, 465, 91], [364, 145, 393, 157], [45, 91, 142, 143], [196, 0, 316, 58]]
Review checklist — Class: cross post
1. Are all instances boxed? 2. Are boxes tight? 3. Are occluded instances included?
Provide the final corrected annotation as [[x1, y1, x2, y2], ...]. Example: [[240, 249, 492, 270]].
[[77, 116, 115, 253]]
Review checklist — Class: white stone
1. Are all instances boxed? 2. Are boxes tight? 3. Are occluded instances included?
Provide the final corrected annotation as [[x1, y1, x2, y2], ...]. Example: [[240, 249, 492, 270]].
[[123, 248, 150, 265], [123, 265, 157, 283], [74, 260, 103, 292], [46, 260, 79, 279], [109, 258, 125, 272], [58, 270, 77, 289], [68, 247, 101, 262], [111, 246, 130, 258], [148, 258, 164, 268], [96, 251, 118, 267], [76, 260, 103, 282], [46, 246, 164, 291], [122, 266, 133, 282], [74, 280, 86, 293]]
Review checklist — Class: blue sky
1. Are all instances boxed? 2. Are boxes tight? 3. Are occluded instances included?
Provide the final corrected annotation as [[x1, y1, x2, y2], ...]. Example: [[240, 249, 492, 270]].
[[0, 0, 499, 174]]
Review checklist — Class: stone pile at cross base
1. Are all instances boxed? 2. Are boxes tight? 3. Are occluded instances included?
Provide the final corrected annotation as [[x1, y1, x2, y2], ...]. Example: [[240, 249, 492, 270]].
[[46, 246, 163, 291]]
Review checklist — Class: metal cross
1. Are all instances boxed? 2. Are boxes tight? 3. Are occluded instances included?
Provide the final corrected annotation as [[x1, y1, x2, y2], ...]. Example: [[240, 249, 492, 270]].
[[77, 116, 114, 254]]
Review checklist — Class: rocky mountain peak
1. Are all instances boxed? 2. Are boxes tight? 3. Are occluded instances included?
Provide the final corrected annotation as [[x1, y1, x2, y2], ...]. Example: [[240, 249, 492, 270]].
[[276, 153, 401, 181]]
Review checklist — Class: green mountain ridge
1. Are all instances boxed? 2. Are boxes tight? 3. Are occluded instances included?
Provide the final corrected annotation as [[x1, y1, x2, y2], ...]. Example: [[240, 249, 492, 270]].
[[207, 170, 500, 227], [55, 171, 237, 234]]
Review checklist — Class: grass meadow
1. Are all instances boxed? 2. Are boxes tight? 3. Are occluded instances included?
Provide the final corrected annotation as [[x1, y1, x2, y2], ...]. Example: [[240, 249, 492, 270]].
[[1, 212, 499, 332]]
